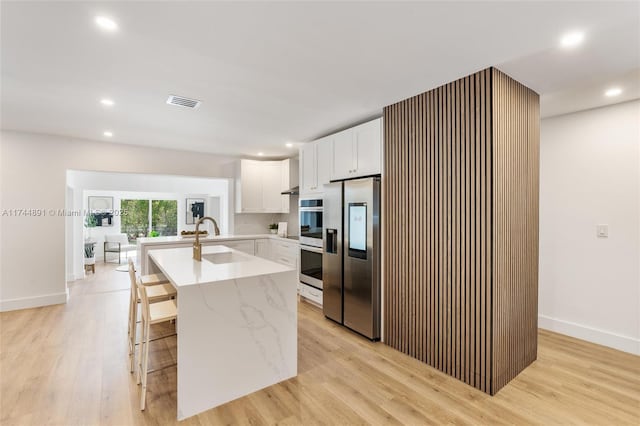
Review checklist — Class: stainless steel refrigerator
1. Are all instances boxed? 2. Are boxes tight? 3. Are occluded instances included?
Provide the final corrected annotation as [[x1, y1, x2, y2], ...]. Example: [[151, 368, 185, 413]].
[[323, 177, 381, 340]]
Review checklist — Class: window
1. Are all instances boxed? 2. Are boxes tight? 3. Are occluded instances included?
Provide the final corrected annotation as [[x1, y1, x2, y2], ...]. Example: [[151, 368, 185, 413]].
[[121, 199, 177, 240], [151, 200, 177, 236]]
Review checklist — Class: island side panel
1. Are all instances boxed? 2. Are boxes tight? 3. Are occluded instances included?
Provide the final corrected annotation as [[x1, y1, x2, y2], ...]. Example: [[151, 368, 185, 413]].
[[176, 269, 298, 420]]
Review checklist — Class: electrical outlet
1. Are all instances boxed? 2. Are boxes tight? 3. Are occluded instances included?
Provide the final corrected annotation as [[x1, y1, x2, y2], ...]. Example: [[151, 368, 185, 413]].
[[597, 224, 608, 238]]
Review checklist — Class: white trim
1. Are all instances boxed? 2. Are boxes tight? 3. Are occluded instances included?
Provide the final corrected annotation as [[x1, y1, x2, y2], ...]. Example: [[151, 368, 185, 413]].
[[0, 291, 68, 312], [539, 314, 640, 355]]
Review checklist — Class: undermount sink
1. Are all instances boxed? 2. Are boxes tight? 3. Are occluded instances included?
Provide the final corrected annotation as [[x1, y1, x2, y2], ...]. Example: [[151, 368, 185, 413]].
[[202, 252, 250, 264]]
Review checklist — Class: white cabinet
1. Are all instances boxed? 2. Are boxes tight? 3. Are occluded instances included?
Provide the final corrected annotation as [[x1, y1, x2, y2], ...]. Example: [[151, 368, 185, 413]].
[[255, 239, 271, 259], [316, 139, 332, 191], [331, 118, 382, 180], [300, 142, 317, 195], [236, 159, 291, 213], [300, 283, 322, 306], [300, 118, 382, 196], [332, 130, 355, 180], [262, 161, 284, 212], [300, 138, 333, 196], [270, 239, 298, 269], [354, 118, 382, 177]]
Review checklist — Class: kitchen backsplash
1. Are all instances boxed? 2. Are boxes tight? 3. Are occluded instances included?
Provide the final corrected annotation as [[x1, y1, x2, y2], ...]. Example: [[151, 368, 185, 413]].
[[233, 213, 289, 235]]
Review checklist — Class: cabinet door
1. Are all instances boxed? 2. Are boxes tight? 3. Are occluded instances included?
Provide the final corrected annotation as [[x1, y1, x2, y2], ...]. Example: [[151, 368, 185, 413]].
[[262, 161, 284, 212], [280, 159, 290, 213], [239, 160, 263, 212], [316, 137, 333, 191], [353, 118, 382, 177], [254, 239, 271, 259], [300, 143, 317, 195], [332, 129, 355, 180]]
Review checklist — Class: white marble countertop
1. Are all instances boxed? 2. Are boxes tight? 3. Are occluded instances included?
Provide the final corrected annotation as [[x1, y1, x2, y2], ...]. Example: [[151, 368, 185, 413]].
[[137, 234, 299, 246], [148, 245, 294, 287]]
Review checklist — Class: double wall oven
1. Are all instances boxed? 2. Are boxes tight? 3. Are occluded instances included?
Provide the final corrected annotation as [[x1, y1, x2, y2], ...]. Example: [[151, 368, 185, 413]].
[[299, 198, 323, 290]]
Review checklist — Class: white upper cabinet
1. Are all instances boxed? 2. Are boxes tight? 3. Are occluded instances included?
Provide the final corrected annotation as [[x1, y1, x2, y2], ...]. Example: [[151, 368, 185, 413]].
[[316, 139, 332, 191], [332, 118, 382, 180], [262, 161, 285, 212], [236, 159, 291, 213], [300, 142, 317, 195], [300, 137, 333, 196], [300, 117, 381, 196], [237, 160, 263, 212], [332, 130, 354, 180], [353, 118, 382, 177]]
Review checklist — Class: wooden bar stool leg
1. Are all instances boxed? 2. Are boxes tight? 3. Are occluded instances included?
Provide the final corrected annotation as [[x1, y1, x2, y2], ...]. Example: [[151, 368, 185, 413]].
[[137, 316, 145, 385], [129, 301, 137, 373], [140, 317, 153, 410]]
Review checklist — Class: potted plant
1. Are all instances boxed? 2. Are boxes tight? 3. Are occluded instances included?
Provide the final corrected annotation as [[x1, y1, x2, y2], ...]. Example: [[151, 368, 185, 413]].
[[84, 242, 96, 265], [268, 223, 278, 234], [84, 213, 97, 241]]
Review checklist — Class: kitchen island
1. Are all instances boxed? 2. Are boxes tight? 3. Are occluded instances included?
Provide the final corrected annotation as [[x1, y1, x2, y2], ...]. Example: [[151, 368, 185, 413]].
[[137, 234, 298, 274], [148, 245, 298, 420]]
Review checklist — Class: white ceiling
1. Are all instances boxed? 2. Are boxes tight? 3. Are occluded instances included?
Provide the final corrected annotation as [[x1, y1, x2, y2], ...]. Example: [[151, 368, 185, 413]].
[[1, 1, 638, 157]]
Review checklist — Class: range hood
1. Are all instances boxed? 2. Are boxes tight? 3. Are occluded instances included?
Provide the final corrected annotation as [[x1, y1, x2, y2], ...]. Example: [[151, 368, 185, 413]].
[[281, 186, 299, 195]]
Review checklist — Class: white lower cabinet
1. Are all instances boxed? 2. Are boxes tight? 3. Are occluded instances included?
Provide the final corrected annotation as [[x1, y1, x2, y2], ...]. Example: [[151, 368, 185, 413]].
[[270, 239, 298, 268], [255, 238, 299, 271], [254, 239, 271, 260], [299, 283, 322, 306]]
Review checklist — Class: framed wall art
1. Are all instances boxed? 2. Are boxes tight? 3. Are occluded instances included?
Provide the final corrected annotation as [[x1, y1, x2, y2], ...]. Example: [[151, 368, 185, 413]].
[[186, 198, 205, 224]]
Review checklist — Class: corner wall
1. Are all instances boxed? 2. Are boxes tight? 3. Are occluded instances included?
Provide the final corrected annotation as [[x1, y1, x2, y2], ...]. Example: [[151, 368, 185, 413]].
[[539, 100, 640, 354]]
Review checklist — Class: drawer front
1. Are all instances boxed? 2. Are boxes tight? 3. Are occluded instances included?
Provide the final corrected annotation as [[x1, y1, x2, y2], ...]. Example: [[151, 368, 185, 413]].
[[271, 240, 299, 258], [273, 254, 297, 268], [271, 239, 299, 269], [300, 283, 323, 306]]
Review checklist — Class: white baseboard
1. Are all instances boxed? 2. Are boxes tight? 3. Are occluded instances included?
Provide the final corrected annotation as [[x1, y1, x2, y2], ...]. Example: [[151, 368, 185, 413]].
[[539, 314, 640, 355], [0, 291, 68, 312]]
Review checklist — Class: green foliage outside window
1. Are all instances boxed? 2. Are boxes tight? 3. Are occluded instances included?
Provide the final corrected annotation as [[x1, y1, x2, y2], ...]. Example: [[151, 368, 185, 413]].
[[151, 200, 178, 236], [121, 199, 149, 241], [120, 199, 178, 241]]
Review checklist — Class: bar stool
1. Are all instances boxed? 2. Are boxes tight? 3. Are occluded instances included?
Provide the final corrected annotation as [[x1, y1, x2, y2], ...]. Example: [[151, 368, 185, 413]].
[[136, 275, 178, 410], [127, 259, 176, 373]]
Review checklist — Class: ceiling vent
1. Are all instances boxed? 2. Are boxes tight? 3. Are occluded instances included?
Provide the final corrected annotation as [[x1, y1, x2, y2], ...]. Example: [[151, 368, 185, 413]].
[[166, 95, 201, 109]]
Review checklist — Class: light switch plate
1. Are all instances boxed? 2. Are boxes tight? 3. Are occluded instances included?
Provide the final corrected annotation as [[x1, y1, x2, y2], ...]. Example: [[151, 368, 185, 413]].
[[597, 224, 608, 238]]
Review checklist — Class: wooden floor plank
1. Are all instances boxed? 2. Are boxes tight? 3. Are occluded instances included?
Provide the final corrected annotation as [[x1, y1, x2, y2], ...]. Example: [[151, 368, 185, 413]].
[[0, 261, 638, 425]]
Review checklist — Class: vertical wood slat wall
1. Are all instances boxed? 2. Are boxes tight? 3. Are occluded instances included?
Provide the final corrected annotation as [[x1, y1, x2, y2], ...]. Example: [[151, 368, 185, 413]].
[[383, 67, 539, 394]]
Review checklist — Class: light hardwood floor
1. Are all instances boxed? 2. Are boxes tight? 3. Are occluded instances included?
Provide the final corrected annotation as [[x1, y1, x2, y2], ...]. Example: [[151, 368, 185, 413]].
[[1, 261, 639, 425]]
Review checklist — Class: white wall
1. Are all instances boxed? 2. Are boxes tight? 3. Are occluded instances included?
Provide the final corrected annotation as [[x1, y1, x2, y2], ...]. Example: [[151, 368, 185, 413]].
[[0, 131, 236, 311], [539, 100, 640, 354]]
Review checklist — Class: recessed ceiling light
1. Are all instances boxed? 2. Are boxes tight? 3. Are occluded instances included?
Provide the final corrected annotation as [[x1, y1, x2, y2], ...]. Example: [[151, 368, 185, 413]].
[[257, 152, 264, 156], [285, 143, 293, 148], [100, 98, 114, 106], [95, 16, 118, 32], [560, 31, 585, 48], [103, 131, 113, 137], [604, 87, 622, 97]]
